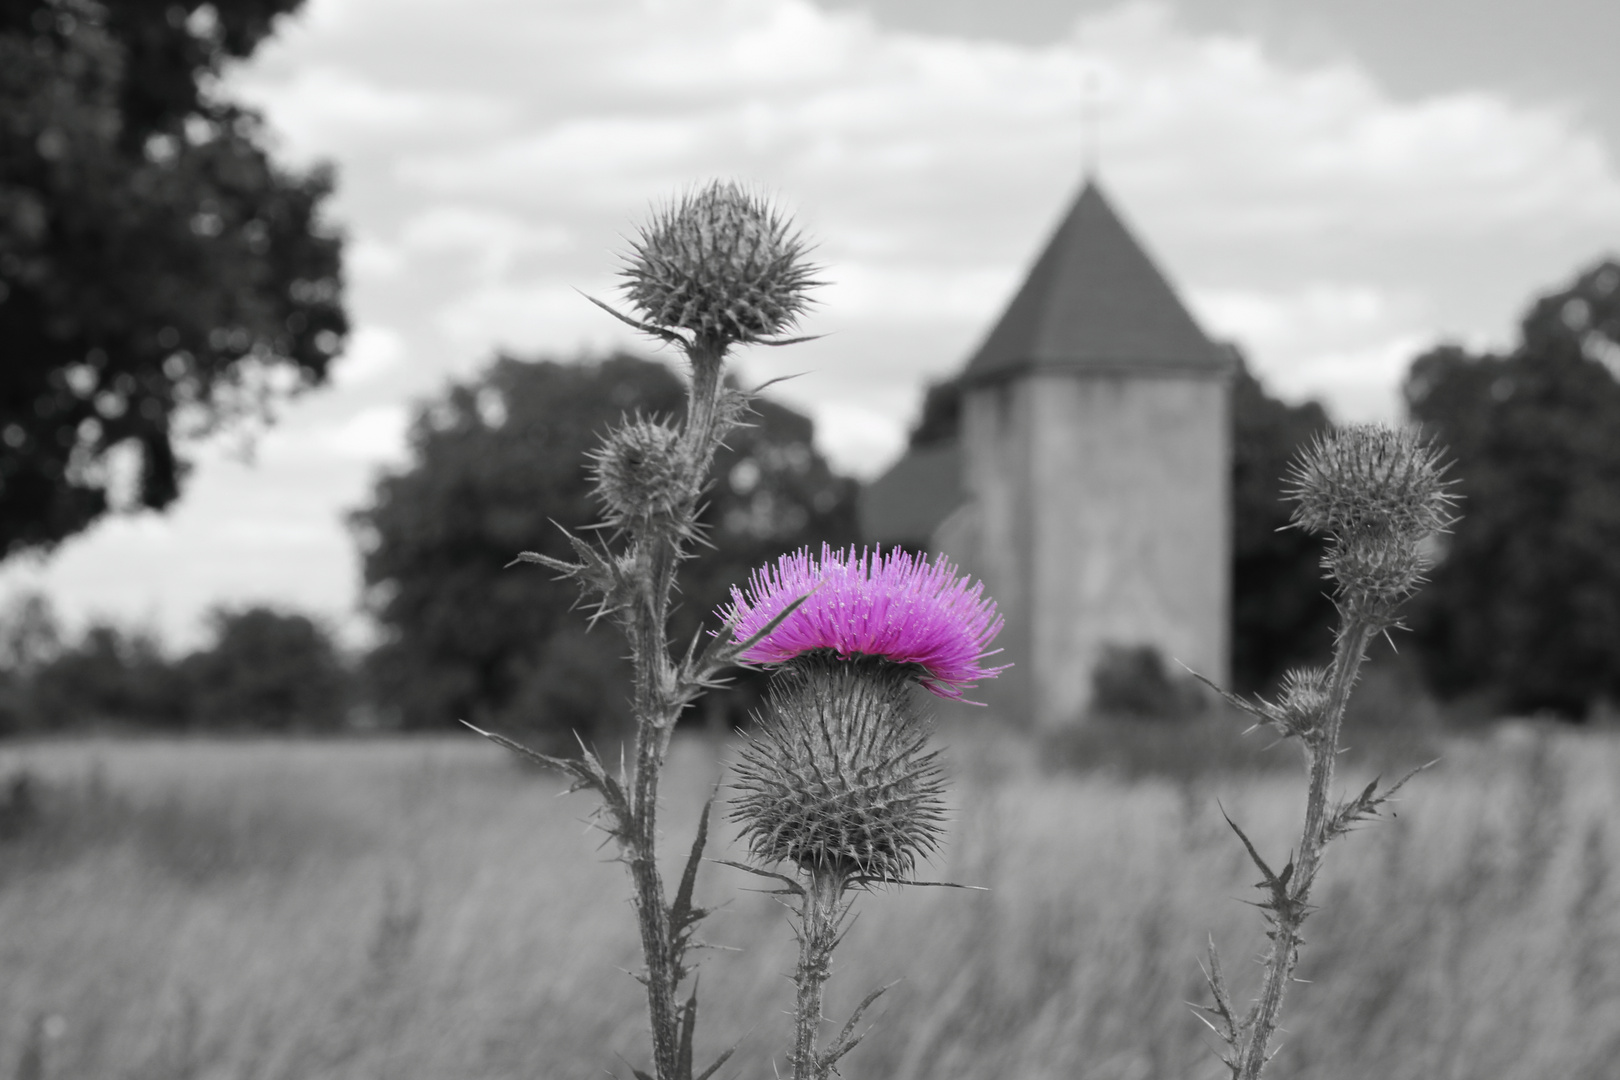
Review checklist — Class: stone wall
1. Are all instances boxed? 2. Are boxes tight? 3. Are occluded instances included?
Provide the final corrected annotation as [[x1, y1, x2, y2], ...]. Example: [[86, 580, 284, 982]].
[[954, 369, 1230, 729]]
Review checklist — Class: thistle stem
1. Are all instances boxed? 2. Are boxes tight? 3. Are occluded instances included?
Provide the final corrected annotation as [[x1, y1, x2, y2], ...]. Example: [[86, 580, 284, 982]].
[[620, 343, 730, 1080], [681, 335, 726, 462], [791, 869, 846, 1080], [1233, 618, 1376, 1080]]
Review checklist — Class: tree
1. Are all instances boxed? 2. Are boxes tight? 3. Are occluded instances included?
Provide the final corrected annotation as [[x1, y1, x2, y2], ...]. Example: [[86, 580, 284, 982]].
[[1, 599, 350, 730], [183, 604, 351, 729], [1405, 258, 1620, 718], [0, 590, 61, 731], [1228, 350, 1335, 692], [352, 352, 860, 739], [907, 376, 962, 450], [0, 0, 345, 557], [28, 619, 190, 728]]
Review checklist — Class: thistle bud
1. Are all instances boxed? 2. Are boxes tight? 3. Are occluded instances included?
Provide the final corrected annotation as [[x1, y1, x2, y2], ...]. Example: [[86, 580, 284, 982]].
[[588, 418, 687, 525], [730, 655, 946, 884], [1323, 533, 1429, 606], [620, 181, 820, 348], [1273, 666, 1331, 741]]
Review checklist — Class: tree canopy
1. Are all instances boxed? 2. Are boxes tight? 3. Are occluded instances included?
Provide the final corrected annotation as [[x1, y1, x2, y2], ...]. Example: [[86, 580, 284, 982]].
[[351, 353, 860, 740], [1227, 350, 1335, 691], [0, 0, 345, 557], [1405, 258, 1620, 718]]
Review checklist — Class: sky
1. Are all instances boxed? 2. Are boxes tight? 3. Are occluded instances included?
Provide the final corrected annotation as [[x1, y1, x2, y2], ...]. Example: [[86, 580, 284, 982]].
[[4, 0, 1618, 648]]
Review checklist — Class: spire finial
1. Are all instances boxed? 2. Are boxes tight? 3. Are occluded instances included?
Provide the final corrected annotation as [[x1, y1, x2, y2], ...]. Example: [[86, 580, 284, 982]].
[[1081, 69, 1102, 179]]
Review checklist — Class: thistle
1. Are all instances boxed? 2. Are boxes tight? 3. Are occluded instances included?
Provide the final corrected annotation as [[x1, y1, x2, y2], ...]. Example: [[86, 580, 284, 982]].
[[1286, 424, 1456, 623], [1197, 424, 1456, 1080], [725, 546, 1002, 1080], [475, 182, 822, 1080], [721, 545, 1008, 701], [1286, 424, 1454, 543], [619, 181, 821, 353]]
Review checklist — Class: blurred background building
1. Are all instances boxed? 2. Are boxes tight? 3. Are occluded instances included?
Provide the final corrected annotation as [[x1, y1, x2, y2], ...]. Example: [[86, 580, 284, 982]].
[[862, 179, 1232, 727]]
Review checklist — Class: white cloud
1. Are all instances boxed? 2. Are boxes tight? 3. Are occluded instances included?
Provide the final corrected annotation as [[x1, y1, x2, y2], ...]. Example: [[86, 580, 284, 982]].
[[330, 324, 407, 386], [314, 405, 411, 464], [235, 65, 517, 160], [346, 237, 406, 282], [821, 261, 1016, 324], [809, 400, 908, 479], [1283, 333, 1435, 421], [430, 277, 632, 357]]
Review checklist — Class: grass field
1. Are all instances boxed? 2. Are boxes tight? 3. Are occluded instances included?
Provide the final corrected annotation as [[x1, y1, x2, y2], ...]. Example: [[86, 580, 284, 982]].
[[2, 720, 1617, 1079]]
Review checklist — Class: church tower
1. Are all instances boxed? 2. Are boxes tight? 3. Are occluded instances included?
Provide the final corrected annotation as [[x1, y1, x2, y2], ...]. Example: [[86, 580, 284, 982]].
[[864, 179, 1233, 728]]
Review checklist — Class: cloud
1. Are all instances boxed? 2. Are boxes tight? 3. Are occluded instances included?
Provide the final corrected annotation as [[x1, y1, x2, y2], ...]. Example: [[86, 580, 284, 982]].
[[1188, 282, 1430, 405], [313, 405, 411, 464], [821, 261, 1016, 324], [242, 64, 517, 163], [330, 324, 407, 386], [234, 1, 1620, 436], [431, 277, 629, 356]]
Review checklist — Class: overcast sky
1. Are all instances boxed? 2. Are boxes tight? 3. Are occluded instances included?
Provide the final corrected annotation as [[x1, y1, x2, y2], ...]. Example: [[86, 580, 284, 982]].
[[5, 0, 1618, 648]]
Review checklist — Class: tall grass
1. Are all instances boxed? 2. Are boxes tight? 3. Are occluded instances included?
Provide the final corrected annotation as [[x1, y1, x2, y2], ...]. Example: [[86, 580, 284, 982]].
[[4, 725, 1617, 1079]]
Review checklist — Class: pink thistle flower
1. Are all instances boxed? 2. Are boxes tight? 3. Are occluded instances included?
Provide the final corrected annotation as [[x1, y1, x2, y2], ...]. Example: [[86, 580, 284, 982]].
[[720, 544, 1007, 700]]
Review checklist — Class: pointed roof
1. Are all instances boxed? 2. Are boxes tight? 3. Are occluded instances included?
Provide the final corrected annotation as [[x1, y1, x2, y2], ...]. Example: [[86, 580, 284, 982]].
[[962, 180, 1228, 382]]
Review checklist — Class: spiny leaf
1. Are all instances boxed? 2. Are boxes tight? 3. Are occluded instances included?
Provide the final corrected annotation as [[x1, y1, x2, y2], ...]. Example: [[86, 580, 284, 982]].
[[673, 786, 719, 939], [711, 859, 803, 895], [1322, 761, 1434, 842], [754, 332, 826, 347], [687, 590, 814, 685], [460, 720, 592, 786], [579, 290, 691, 349], [692, 1044, 737, 1080], [1183, 665, 1273, 724], [574, 732, 631, 822], [1197, 933, 1239, 1045], [1220, 804, 1285, 893], [847, 877, 988, 891], [676, 980, 698, 1080], [505, 549, 577, 573], [823, 981, 895, 1068]]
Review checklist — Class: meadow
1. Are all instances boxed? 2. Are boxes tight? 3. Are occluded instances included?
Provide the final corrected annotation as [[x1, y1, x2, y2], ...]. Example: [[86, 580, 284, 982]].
[[2, 718, 1617, 1080]]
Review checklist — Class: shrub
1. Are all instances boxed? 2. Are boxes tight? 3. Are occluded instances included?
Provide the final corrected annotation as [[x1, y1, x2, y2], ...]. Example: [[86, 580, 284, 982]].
[[1089, 643, 1206, 722]]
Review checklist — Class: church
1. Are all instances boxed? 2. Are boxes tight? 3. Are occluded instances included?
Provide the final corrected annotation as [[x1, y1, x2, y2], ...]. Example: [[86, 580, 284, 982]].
[[860, 179, 1234, 729]]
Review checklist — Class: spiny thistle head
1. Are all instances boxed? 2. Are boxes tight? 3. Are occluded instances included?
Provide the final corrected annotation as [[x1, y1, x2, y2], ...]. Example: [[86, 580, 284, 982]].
[[730, 654, 946, 883], [719, 545, 1007, 701], [588, 417, 687, 524], [620, 181, 821, 348], [1285, 424, 1456, 609], [1286, 424, 1454, 543]]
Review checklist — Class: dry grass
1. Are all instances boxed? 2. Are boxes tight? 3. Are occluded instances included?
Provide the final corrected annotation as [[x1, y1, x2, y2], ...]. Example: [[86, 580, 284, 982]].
[[2, 721, 1617, 1079]]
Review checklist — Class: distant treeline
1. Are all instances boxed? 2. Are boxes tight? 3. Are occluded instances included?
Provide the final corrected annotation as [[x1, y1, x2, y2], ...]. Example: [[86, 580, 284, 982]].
[[0, 600, 354, 733], [5, 252, 1620, 736]]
